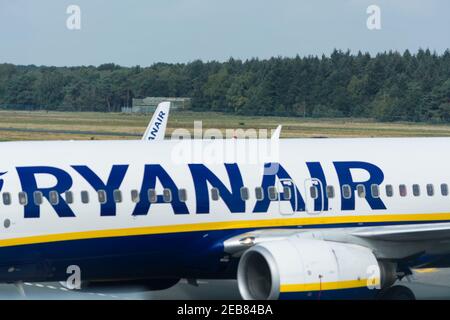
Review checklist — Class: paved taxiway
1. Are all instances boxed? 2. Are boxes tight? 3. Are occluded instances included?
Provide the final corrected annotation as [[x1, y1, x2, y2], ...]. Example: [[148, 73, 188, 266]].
[[0, 268, 449, 300]]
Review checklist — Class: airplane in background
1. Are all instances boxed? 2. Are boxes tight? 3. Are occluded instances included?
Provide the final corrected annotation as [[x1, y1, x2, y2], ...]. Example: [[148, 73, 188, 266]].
[[0, 102, 449, 300], [142, 102, 171, 141]]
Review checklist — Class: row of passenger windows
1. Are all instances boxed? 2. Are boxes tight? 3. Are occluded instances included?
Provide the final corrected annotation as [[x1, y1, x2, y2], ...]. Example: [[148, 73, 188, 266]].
[[1, 183, 449, 206], [1, 187, 282, 206], [337, 183, 449, 199]]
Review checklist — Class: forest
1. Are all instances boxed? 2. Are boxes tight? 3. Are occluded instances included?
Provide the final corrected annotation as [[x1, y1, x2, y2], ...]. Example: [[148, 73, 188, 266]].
[[0, 49, 449, 122]]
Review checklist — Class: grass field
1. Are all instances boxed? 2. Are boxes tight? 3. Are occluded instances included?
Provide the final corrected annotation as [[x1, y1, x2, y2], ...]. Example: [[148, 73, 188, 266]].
[[1, 110, 450, 141]]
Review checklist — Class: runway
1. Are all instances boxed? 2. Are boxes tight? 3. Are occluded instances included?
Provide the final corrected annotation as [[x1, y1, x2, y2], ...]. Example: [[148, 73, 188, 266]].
[[0, 268, 449, 300]]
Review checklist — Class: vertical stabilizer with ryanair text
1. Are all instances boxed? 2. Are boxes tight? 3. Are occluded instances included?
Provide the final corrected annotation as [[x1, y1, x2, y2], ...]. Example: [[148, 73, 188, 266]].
[[142, 102, 171, 141]]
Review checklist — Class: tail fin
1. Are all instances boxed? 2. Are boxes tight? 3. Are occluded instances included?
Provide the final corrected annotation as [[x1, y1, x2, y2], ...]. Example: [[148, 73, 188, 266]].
[[271, 125, 282, 140], [142, 102, 171, 141]]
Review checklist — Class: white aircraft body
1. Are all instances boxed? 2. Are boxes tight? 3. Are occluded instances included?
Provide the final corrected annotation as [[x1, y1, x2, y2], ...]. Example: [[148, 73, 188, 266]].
[[0, 137, 449, 299]]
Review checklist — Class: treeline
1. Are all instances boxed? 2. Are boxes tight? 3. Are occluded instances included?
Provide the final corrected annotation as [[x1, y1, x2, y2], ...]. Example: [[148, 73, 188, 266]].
[[0, 49, 449, 122]]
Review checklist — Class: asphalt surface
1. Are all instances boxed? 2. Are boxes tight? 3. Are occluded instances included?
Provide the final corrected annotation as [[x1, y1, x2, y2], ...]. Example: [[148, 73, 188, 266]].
[[0, 268, 449, 300]]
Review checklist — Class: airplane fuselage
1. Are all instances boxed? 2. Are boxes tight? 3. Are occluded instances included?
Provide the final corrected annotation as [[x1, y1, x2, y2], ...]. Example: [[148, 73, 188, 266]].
[[0, 138, 449, 283]]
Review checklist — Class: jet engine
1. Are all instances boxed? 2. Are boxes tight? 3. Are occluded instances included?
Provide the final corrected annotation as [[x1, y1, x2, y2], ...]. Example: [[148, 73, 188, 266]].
[[237, 238, 396, 300]]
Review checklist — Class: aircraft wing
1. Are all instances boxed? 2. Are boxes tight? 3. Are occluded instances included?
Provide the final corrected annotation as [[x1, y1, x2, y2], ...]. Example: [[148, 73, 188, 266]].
[[349, 222, 450, 241], [223, 222, 450, 257], [142, 102, 170, 141]]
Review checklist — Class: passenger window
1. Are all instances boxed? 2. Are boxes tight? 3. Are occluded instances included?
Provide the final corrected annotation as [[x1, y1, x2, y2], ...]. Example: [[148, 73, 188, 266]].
[[81, 191, 89, 204], [19, 192, 28, 206], [179, 189, 187, 202], [163, 189, 172, 203], [113, 190, 122, 203], [131, 190, 140, 203], [98, 190, 107, 204], [33, 191, 43, 205], [441, 184, 449, 196], [385, 185, 394, 197], [399, 185, 407, 197], [148, 189, 157, 203], [255, 187, 264, 201], [371, 184, 380, 198], [426, 184, 434, 196], [268, 186, 278, 201], [356, 184, 366, 198], [49, 191, 59, 205], [412, 184, 420, 197], [283, 187, 292, 200], [65, 191, 74, 204], [342, 185, 351, 199], [240, 187, 249, 201], [211, 188, 220, 201], [326, 185, 335, 199], [310, 186, 318, 200], [2, 193, 11, 206]]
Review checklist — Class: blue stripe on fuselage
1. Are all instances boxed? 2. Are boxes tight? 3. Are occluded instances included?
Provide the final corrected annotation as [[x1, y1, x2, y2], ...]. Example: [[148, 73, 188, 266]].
[[0, 219, 448, 283]]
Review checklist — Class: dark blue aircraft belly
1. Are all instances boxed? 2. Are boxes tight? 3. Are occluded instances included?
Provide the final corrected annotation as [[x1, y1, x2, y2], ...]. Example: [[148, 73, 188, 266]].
[[0, 230, 244, 282], [0, 220, 448, 283]]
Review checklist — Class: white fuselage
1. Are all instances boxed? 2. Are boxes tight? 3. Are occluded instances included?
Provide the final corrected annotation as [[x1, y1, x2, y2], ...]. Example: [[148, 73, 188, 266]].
[[0, 138, 449, 282]]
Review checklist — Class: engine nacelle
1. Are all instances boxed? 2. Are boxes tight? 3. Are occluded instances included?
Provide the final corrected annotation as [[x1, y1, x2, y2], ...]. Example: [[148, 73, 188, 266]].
[[237, 238, 391, 300]]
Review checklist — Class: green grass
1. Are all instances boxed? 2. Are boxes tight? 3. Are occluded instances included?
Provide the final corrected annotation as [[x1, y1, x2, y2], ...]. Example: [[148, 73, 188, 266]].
[[0, 110, 450, 141]]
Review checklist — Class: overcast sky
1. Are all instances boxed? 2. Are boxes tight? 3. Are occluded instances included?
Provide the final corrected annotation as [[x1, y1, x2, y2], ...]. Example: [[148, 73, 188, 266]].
[[0, 0, 449, 67]]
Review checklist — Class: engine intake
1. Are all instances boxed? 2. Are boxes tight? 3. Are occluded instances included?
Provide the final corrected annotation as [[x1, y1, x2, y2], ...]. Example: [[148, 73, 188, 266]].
[[238, 238, 393, 300]]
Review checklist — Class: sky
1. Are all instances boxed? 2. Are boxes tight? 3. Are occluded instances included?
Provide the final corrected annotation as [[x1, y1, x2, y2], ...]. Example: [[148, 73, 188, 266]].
[[0, 0, 449, 67]]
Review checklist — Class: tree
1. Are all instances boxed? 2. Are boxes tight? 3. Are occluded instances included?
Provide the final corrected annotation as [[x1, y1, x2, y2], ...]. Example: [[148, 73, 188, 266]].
[[371, 92, 399, 122], [0, 50, 449, 123]]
